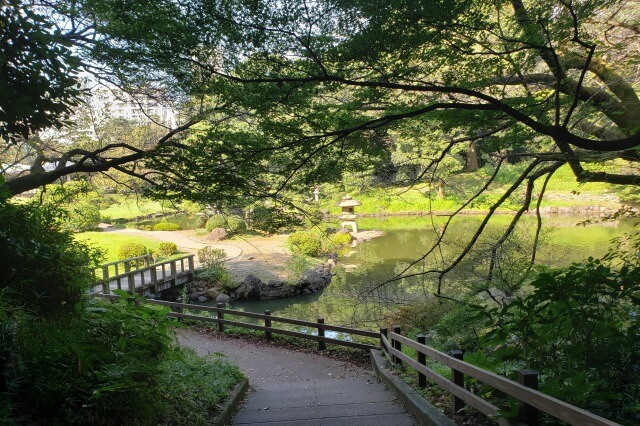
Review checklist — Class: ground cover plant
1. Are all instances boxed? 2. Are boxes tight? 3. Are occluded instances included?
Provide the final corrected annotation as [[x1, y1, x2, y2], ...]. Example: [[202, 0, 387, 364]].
[[0, 187, 244, 424]]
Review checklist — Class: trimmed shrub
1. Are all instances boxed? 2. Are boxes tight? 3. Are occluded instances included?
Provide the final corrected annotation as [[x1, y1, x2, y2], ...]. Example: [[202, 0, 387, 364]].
[[195, 215, 207, 228], [288, 230, 323, 257], [153, 222, 180, 231], [330, 232, 353, 247], [205, 214, 245, 233], [117, 242, 148, 260], [158, 242, 177, 257]]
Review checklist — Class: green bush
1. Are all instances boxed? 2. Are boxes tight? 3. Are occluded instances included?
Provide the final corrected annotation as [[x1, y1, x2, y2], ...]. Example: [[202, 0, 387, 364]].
[[197, 246, 226, 269], [196, 247, 234, 289], [288, 230, 323, 257], [195, 215, 208, 228], [158, 242, 177, 257], [63, 202, 102, 232], [205, 214, 245, 233], [153, 222, 180, 231], [480, 233, 640, 422], [8, 296, 244, 424], [117, 242, 148, 260], [0, 202, 102, 314], [330, 232, 352, 247]]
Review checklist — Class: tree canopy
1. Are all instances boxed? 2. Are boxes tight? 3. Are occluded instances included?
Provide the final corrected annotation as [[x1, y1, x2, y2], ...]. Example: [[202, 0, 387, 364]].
[[2, 0, 640, 284]]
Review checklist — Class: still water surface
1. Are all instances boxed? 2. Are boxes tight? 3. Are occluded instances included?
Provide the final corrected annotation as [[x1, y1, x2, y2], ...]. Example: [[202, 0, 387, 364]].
[[225, 215, 636, 330]]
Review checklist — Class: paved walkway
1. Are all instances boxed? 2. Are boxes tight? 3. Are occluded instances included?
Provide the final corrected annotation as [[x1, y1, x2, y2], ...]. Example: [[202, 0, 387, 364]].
[[178, 331, 417, 426]]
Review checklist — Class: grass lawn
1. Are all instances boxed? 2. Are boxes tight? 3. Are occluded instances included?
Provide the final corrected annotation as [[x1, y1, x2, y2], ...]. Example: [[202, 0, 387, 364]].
[[100, 196, 179, 221], [318, 164, 622, 215], [75, 231, 165, 263]]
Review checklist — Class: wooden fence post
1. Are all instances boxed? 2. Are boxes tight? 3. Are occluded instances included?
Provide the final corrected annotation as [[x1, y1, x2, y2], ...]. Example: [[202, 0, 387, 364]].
[[518, 369, 539, 426], [217, 303, 225, 333], [393, 325, 402, 365], [150, 263, 158, 286], [188, 255, 195, 271], [265, 310, 272, 340], [101, 265, 110, 294], [176, 306, 183, 322], [451, 350, 465, 413], [125, 262, 135, 292], [380, 327, 388, 351], [318, 318, 326, 350], [417, 334, 427, 387]]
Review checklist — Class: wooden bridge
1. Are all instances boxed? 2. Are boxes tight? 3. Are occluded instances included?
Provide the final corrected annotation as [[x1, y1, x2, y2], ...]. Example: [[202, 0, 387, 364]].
[[97, 254, 196, 296]]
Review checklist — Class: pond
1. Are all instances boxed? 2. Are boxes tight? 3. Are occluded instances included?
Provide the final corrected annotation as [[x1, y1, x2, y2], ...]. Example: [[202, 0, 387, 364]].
[[128, 213, 202, 230], [226, 214, 637, 331]]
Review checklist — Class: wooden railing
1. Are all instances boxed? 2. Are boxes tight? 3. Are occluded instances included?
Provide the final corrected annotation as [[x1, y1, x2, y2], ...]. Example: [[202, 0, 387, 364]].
[[99, 254, 195, 295], [96, 294, 620, 425], [100, 254, 153, 290], [100, 295, 378, 351], [381, 327, 619, 426]]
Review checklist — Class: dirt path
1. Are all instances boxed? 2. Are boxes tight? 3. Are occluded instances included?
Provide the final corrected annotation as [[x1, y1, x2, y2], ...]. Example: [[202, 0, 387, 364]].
[[105, 227, 295, 282]]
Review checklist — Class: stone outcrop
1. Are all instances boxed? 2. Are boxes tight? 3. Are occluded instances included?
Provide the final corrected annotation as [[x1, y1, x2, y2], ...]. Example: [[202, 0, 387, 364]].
[[184, 261, 336, 303], [206, 227, 228, 241], [236, 274, 264, 300]]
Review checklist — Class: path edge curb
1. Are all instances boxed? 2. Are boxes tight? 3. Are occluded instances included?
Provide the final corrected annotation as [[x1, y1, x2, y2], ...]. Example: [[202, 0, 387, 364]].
[[370, 349, 456, 426], [213, 377, 249, 426]]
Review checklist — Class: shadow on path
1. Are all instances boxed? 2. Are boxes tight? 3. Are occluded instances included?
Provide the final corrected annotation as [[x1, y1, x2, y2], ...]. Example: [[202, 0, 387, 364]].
[[178, 330, 417, 425]]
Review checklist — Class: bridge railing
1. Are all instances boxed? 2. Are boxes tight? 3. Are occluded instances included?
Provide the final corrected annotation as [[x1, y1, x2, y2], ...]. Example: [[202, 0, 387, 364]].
[[100, 254, 195, 294], [100, 254, 153, 290]]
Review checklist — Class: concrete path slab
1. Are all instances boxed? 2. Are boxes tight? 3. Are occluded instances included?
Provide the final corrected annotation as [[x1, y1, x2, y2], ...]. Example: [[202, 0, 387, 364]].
[[178, 331, 417, 425]]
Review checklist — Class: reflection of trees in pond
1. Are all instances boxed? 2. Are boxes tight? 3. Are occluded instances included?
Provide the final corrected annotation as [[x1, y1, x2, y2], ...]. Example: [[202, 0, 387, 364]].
[[227, 216, 638, 329]]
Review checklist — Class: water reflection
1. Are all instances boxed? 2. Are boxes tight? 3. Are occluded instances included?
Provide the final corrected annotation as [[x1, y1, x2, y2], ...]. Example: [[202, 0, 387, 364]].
[[220, 215, 637, 330]]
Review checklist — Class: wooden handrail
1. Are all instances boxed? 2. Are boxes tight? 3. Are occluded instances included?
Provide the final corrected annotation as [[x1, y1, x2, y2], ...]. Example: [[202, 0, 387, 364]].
[[144, 299, 379, 339], [101, 254, 152, 269], [381, 334, 499, 417], [103, 256, 195, 282], [387, 332, 619, 426], [98, 294, 619, 426], [101, 295, 378, 351]]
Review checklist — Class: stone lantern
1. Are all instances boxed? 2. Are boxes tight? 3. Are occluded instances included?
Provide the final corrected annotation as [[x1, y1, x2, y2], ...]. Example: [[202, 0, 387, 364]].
[[336, 195, 361, 233]]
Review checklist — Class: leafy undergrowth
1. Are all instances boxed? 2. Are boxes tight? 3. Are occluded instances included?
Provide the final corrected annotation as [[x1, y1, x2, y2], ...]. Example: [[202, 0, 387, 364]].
[[4, 297, 245, 425], [158, 350, 245, 424]]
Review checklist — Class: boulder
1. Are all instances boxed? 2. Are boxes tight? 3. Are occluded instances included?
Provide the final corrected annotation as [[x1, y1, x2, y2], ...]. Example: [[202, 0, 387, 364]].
[[267, 279, 285, 288], [279, 285, 297, 297], [236, 274, 264, 300], [189, 292, 200, 301], [206, 227, 228, 241], [215, 294, 230, 304], [197, 296, 208, 303], [298, 270, 326, 293], [205, 289, 220, 299]]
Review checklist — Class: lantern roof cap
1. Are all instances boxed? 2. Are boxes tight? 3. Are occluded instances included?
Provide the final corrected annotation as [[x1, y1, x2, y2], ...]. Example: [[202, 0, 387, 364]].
[[336, 195, 361, 207]]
